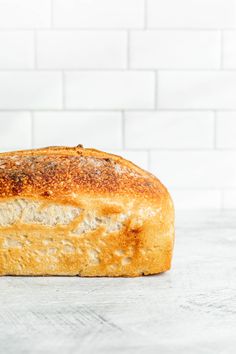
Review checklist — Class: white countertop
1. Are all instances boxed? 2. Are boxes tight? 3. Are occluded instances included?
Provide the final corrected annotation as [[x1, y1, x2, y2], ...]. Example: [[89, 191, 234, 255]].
[[1, 211, 236, 354]]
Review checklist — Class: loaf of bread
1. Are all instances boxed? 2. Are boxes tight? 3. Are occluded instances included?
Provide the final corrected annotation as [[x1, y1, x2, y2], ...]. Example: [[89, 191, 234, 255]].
[[0, 145, 174, 276]]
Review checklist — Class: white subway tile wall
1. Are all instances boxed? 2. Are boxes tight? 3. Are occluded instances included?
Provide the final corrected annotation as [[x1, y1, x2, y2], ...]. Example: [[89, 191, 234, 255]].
[[52, 0, 145, 29], [0, 72, 62, 109], [33, 112, 123, 149], [0, 112, 31, 150], [0, 0, 51, 28], [130, 31, 221, 69], [216, 112, 236, 148], [158, 71, 236, 109], [37, 31, 127, 69], [150, 151, 236, 189], [0, 0, 236, 209], [147, 0, 236, 29], [125, 112, 214, 149], [222, 31, 236, 68], [65, 71, 155, 109], [0, 31, 34, 69]]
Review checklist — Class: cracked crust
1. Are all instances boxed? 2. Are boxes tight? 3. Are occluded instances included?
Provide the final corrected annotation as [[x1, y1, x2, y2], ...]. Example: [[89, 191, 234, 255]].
[[0, 145, 174, 277]]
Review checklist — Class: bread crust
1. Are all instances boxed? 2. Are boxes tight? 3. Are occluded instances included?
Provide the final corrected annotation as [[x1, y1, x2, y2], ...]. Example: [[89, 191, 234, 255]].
[[0, 146, 174, 277]]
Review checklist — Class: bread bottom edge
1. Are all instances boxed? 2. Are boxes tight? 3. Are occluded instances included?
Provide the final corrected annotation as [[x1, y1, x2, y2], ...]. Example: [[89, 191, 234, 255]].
[[0, 261, 172, 277]]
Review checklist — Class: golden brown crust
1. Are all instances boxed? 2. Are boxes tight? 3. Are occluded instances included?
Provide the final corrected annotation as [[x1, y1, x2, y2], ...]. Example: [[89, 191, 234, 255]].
[[0, 146, 174, 277], [0, 145, 166, 203]]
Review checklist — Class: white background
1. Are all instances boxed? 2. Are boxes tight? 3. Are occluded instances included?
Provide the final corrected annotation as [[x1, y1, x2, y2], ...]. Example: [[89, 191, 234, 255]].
[[0, 0, 236, 210]]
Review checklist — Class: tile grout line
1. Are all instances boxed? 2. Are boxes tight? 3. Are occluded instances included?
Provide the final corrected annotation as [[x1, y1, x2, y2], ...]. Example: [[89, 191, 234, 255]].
[[51, 0, 54, 28], [127, 30, 130, 69], [122, 111, 125, 149], [2, 109, 236, 113], [220, 30, 224, 69], [0, 28, 236, 32], [109, 148, 236, 152], [128, 27, 236, 31], [214, 111, 217, 149], [62, 71, 66, 109], [2, 68, 236, 72], [144, 0, 148, 29], [34, 30, 37, 69], [155, 70, 158, 109], [220, 189, 224, 211], [30, 111, 34, 148], [147, 150, 151, 171]]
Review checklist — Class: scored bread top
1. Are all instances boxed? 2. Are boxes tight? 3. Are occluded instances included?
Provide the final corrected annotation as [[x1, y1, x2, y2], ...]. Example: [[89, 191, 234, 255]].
[[0, 145, 168, 204]]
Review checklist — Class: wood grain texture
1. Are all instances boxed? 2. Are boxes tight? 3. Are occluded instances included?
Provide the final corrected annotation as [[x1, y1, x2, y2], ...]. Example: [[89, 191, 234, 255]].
[[0, 210, 236, 354]]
